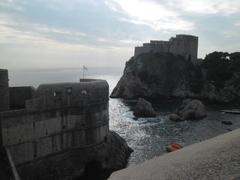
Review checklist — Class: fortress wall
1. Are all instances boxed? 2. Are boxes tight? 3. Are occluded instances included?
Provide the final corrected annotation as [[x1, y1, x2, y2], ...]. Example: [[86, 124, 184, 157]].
[[0, 80, 109, 167], [9, 86, 35, 109], [169, 35, 198, 64], [135, 42, 170, 57], [0, 69, 9, 112], [150, 42, 170, 54], [17, 141, 112, 180], [0, 104, 109, 165], [26, 81, 109, 111], [134, 46, 150, 57], [134, 35, 198, 64]]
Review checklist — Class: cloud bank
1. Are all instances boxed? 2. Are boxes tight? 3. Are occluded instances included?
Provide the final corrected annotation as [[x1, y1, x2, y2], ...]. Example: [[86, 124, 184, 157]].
[[0, 0, 239, 68]]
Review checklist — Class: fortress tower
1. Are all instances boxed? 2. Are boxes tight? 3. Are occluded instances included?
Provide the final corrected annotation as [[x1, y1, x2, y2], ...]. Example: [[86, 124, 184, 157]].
[[0, 79, 111, 179], [169, 35, 198, 64], [134, 34, 198, 64], [0, 69, 9, 112]]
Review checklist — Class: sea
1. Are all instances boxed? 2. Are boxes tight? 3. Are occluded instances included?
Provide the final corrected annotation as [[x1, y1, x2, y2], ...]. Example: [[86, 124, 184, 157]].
[[8, 67, 240, 166]]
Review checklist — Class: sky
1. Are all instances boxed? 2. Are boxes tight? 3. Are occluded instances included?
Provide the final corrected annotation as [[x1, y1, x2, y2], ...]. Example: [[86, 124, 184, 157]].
[[0, 0, 240, 69]]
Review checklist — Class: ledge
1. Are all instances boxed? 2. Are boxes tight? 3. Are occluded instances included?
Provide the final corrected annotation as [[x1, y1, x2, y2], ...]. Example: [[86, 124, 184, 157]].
[[109, 128, 240, 180]]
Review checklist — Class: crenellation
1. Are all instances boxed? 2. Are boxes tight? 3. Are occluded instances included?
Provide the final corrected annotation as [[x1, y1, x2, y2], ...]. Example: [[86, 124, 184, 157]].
[[134, 34, 198, 64]]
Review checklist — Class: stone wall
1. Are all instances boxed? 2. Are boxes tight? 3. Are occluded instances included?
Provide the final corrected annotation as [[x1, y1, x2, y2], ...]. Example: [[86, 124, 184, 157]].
[[9, 86, 35, 109], [0, 80, 110, 179], [0, 69, 9, 112], [134, 34, 198, 64], [169, 35, 198, 64]]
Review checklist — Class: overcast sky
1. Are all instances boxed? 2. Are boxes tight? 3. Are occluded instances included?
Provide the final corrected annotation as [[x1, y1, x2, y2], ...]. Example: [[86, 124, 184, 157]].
[[0, 0, 240, 69]]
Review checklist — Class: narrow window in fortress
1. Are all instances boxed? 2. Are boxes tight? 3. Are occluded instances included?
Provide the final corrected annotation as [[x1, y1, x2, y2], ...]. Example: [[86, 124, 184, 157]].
[[104, 136, 107, 142], [53, 91, 61, 97], [33, 142, 37, 158]]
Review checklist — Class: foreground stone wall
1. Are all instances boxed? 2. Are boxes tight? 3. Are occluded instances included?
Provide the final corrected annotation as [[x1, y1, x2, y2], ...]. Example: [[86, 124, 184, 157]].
[[0, 69, 9, 112], [0, 80, 110, 179]]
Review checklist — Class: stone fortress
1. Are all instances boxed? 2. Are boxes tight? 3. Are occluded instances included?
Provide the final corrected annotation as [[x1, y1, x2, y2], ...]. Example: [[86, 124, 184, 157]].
[[0, 69, 131, 180], [134, 34, 198, 64]]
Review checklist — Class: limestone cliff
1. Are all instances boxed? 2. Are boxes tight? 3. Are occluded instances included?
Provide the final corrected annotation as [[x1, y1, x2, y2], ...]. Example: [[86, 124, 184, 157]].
[[111, 52, 240, 104], [111, 52, 203, 100]]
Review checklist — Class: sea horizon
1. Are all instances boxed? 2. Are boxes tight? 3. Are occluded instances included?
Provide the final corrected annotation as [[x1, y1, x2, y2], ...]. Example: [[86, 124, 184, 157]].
[[8, 66, 124, 88]]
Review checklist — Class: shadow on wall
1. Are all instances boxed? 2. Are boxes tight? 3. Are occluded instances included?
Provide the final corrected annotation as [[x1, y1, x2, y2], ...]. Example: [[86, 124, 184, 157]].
[[77, 160, 111, 180], [9, 86, 35, 109]]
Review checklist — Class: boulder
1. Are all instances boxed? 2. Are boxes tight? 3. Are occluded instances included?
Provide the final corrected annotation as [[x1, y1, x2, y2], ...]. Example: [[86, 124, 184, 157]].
[[171, 99, 207, 121], [169, 113, 183, 121], [133, 98, 156, 117], [79, 131, 133, 179], [104, 131, 133, 170]]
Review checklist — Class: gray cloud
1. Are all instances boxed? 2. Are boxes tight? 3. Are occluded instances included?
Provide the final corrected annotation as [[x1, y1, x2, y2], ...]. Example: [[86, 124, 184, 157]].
[[0, 0, 239, 69]]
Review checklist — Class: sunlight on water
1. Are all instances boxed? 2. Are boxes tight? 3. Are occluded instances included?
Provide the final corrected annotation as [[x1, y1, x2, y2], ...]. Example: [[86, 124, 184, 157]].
[[9, 67, 240, 166]]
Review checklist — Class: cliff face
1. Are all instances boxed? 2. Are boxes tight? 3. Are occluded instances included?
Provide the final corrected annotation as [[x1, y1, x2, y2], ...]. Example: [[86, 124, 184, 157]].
[[111, 53, 203, 100], [111, 52, 240, 104]]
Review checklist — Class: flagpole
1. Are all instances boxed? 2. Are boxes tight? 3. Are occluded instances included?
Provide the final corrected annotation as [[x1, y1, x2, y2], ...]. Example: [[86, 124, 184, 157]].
[[82, 65, 84, 79]]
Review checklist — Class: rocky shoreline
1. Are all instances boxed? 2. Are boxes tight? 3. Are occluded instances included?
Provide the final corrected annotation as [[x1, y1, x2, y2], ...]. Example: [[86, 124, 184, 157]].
[[78, 131, 133, 180]]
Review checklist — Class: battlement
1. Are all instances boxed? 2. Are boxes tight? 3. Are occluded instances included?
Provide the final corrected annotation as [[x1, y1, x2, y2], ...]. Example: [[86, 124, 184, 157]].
[[0, 75, 110, 179], [134, 34, 198, 64], [176, 34, 198, 39]]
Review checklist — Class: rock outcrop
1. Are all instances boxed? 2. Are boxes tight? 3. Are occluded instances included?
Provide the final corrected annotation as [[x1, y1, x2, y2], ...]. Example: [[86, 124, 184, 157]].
[[133, 98, 156, 117], [104, 131, 133, 171], [170, 99, 207, 121], [111, 51, 240, 104], [111, 52, 202, 100], [169, 113, 182, 121], [79, 131, 133, 180]]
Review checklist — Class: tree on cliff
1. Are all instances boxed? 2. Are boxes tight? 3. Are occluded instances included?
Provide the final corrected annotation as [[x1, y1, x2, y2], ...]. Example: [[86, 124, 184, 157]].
[[202, 52, 240, 89], [202, 52, 232, 89]]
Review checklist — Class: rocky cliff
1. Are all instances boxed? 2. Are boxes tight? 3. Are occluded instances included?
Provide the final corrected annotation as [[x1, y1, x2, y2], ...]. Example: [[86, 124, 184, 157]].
[[111, 52, 240, 104], [79, 131, 133, 180], [111, 52, 203, 100]]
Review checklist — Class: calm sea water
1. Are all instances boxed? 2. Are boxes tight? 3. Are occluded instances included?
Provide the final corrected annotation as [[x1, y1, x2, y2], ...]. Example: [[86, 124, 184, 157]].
[[9, 67, 240, 166]]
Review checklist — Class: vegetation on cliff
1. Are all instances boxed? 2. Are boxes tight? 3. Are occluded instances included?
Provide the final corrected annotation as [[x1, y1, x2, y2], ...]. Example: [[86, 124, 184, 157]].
[[200, 52, 240, 103]]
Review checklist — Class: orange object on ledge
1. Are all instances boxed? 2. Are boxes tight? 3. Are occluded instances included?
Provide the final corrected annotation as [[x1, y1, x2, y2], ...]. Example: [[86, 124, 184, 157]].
[[166, 143, 183, 152]]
